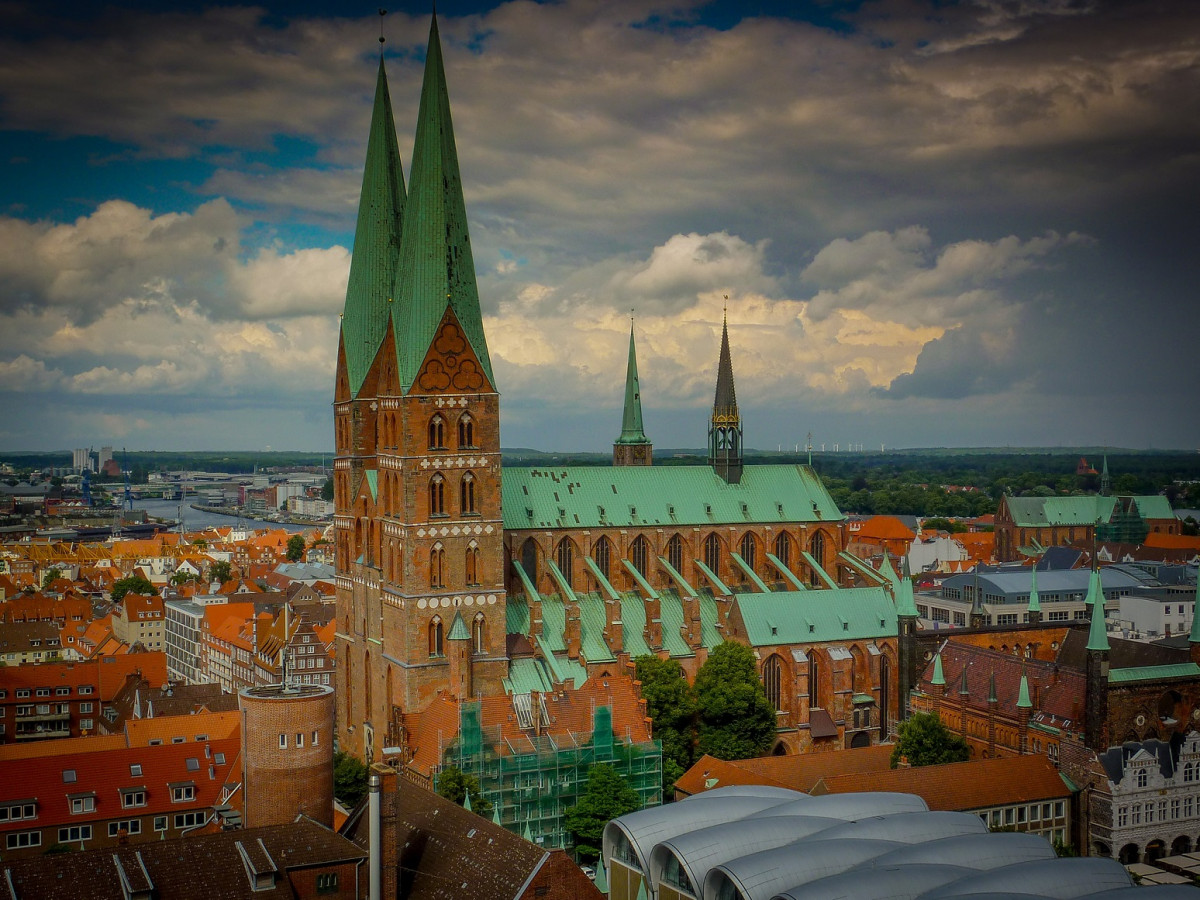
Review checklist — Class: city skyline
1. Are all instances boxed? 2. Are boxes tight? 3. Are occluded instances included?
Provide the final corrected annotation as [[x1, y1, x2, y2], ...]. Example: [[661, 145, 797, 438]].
[[1, 0, 1198, 452]]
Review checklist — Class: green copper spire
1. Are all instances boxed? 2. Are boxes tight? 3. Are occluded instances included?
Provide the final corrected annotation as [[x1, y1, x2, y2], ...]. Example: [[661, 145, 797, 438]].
[[341, 57, 406, 397], [594, 861, 609, 894], [988, 671, 997, 704], [463, 791, 473, 813], [959, 664, 970, 697], [392, 13, 495, 392], [1086, 569, 1111, 652], [931, 652, 945, 686], [1189, 576, 1200, 644], [1028, 565, 1041, 615], [615, 323, 650, 445], [1017, 671, 1032, 709], [492, 802, 502, 827], [879, 550, 900, 588]]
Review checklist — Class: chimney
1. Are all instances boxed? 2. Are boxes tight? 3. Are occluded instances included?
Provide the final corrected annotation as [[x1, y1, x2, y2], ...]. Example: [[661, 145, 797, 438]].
[[368, 763, 399, 900], [369, 771, 382, 900]]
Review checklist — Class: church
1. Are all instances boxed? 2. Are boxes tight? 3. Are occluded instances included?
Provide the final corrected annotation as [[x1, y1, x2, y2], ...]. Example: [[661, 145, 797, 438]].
[[333, 14, 908, 848]]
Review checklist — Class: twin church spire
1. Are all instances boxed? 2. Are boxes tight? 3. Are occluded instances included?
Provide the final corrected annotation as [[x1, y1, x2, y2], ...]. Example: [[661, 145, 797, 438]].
[[339, 13, 493, 399]]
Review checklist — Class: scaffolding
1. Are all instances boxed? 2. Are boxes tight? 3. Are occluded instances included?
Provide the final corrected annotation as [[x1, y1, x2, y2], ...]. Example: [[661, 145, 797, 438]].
[[433, 701, 662, 852]]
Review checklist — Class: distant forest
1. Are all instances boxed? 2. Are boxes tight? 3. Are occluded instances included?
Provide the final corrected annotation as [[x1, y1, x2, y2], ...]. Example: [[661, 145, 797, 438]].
[[6, 448, 1199, 519]]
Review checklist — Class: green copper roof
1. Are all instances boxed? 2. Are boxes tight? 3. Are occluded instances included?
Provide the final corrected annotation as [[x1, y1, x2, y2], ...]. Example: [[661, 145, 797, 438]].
[[594, 861, 609, 893], [1027, 565, 1041, 613], [1190, 577, 1200, 644], [1017, 673, 1032, 709], [391, 13, 494, 392], [1109, 663, 1200, 683], [734, 586, 896, 646], [341, 57, 406, 398], [615, 324, 650, 445], [448, 610, 470, 641], [502, 464, 844, 531], [1084, 567, 1103, 607], [1086, 573, 1111, 652], [1003, 495, 1116, 528], [894, 556, 918, 617], [988, 671, 997, 703], [931, 653, 945, 686], [364, 469, 378, 502], [959, 665, 969, 696]]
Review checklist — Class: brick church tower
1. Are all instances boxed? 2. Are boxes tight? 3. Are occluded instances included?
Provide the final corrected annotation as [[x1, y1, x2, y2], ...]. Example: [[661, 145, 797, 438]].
[[334, 16, 507, 762]]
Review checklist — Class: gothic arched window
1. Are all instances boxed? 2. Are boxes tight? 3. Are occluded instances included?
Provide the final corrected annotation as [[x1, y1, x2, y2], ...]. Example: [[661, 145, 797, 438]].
[[556, 539, 575, 585], [667, 534, 684, 573], [703, 533, 721, 574], [630, 536, 649, 577], [809, 531, 827, 586], [739, 533, 757, 570], [763, 654, 784, 712], [465, 543, 479, 586], [458, 414, 475, 448], [428, 415, 446, 450], [774, 532, 792, 569], [592, 538, 611, 579], [472, 613, 486, 654], [429, 617, 444, 657], [430, 543, 445, 589], [430, 475, 445, 517], [460, 472, 476, 515]]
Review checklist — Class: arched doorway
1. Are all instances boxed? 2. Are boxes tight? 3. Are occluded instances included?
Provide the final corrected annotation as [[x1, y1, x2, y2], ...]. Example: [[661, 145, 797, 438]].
[[1118, 843, 1139, 865], [771, 741, 788, 756], [1145, 839, 1166, 863], [1093, 841, 1111, 859], [1173, 835, 1192, 856], [850, 731, 871, 749]]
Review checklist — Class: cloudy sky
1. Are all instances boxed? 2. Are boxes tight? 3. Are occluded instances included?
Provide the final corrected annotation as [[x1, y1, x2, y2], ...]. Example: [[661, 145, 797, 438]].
[[1, 0, 1197, 453]]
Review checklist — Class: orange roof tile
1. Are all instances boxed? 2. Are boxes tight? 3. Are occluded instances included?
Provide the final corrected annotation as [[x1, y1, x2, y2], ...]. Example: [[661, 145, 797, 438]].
[[124, 709, 241, 746], [1145, 533, 1200, 551], [0, 735, 128, 761], [812, 754, 1072, 810], [857, 516, 917, 541]]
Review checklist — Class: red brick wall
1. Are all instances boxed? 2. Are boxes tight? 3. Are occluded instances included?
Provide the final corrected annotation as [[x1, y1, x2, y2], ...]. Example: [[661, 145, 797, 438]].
[[241, 688, 335, 828]]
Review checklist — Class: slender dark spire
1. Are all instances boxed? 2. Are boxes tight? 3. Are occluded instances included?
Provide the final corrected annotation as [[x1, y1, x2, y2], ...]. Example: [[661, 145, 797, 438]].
[[341, 56, 407, 397], [1100, 454, 1111, 496], [708, 304, 743, 483], [613, 320, 652, 466], [391, 11, 494, 392]]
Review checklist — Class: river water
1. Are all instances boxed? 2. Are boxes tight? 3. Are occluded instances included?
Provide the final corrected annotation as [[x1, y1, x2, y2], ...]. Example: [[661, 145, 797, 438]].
[[132, 499, 311, 534]]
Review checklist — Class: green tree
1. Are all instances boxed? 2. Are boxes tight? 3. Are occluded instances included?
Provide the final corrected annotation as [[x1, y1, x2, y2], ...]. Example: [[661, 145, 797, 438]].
[[169, 571, 198, 586], [564, 764, 641, 861], [111, 574, 155, 604], [321, 477, 334, 502], [41, 567, 63, 590], [890, 711, 969, 768], [208, 560, 232, 585], [286, 534, 306, 562], [634, 655, 697, 792], [333, 751, 369, 808], [436, 765, 493, 817], [694, 642, 776, 760]]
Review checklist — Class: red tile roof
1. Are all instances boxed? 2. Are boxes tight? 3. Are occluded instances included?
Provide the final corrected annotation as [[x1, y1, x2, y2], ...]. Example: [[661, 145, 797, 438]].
[[812, 754, 1072, 810]]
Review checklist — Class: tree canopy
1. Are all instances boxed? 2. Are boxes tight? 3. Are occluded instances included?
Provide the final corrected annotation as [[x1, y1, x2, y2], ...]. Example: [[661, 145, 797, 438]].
[[207, 560, 232, 585], [634, 655, 697, 792], [693, 642, 777, 760], [435, 765, 492, 818], [41, 567, 63, 590], [333, 751, 369, 808], [286, 534, 306, 562], [564, 764, 641, 861], [890, 711, 969, 768], [111, 574, 155, 604]]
